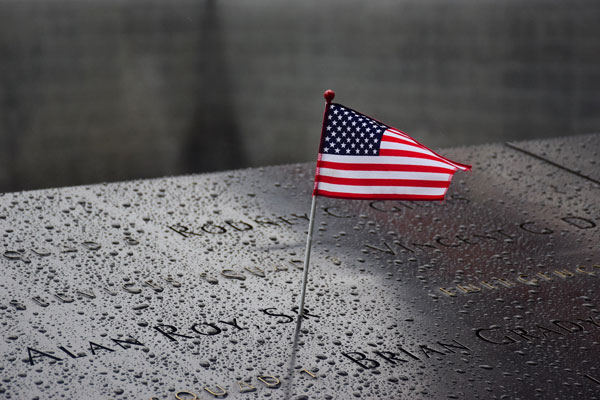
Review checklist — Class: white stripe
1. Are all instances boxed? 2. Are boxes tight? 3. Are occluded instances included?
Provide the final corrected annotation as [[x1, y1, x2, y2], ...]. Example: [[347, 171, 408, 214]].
[[384, 130, 418, 145], [379, 141, 438, 157], [316, 182, 447, 196], [384, 130, 469, 171], [320, 153, 458, 170], [317, 168, 452, 182]]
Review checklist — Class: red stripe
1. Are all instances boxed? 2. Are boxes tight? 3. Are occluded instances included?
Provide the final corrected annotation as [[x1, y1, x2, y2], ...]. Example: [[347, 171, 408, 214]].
[[378, 149, 455, 164], [385, 129, 471, 171], [381, 135, 420, 147], [317, 160, 455, 173], [314, 190, 446, 201], [316, 175, 450, 188]]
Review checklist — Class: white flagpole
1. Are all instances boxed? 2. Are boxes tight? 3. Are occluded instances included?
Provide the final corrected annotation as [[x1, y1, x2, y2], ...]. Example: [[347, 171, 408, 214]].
[[297, 195, 317, 318], [297, 89, 334, 319]]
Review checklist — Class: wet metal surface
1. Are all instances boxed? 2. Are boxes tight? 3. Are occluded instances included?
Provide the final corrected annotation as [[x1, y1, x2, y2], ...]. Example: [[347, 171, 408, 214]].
[[0, 135, 599, 399]]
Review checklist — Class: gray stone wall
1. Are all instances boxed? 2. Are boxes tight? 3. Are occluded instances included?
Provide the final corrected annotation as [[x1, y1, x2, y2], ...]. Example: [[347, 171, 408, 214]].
[[1, 0, 599, 191]]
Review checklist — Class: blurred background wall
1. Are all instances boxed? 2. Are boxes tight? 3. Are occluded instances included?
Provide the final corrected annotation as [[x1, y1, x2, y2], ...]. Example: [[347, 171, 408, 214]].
[[1, 0, 599, 192]]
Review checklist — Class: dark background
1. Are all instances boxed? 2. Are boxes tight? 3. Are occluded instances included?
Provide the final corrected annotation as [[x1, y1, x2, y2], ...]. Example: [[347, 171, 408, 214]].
[[1, 0, 599, 192]]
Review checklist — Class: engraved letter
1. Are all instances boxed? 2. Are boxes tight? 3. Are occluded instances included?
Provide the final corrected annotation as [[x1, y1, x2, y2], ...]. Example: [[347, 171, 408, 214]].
[[553, 269, 574, 279], [111, 337, 145, 349], [58, 346, 86, 359], [27, 347, 63, 365], [226, 220, 253, 231], [259, 308, 294, 324], [54, 293, 74, 303], [519, 222, 553, 235], [237, 381, 256, 393], [219, 318, 247, 331], [373, 350, 409, 364], [32, 296, 49, 307], [342, 352, 380, 369], [201, 222, 227, 234], [456, 284, 481, 294], [439, 287, 457, 297], [191, 323, 222, 336], [475, 327, 517, 345], [221, 269, 246, 281], [419, 344, 446, 358], [144, 280, 164, 293], [365, 242, 396, 256], [244, 266, 266, 278], [509, 328, 540, 342], [561, 216, 596, 229], [577, 316, 600, 328], [175, 391, 198, 400], [89, 342, 114, 355], [122, 282, 142, 294], [517, 274, 539, 286], [154, 325, 193, 342], [552, 320, 584, 333], [204, 385, 227, 397], [257, 375, 281, 388], [436, 340, 471, 353]]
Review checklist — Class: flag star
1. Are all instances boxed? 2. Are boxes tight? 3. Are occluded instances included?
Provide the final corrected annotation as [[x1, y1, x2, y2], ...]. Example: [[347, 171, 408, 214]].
[[326, 126, 331, 130], [337, 126, 342, 131], [360, 132, 365, 137], [370, 133, 375, 138], [333, 109, 339, 114], [336, 137, 341, 142], [362, 122, 367, 127], [344, 111, 349, 115], [341, 143, 346, 148], [366, 127, 371, 132], [352, 121, 357, 126], [342, 131, 347, 137], [369, 144, 373, 148], [360, 143, 364, 148], [324, 147, 329, 152], [342, 121, 347, 126], [377, 129, 382, 133], [335, 148, 340, 153], [351, 143, 356, 148], [373, 149, 377, 154], [332, 121, 337, 125]]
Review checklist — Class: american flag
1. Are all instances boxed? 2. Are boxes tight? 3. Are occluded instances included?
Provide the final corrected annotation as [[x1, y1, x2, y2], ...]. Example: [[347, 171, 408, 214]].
[[313, 103, 471, 200]]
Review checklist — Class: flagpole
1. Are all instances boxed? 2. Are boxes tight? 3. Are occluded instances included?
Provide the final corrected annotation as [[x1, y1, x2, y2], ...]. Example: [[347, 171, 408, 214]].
[[297, 89, 335, 319], [297, 195, 317, 319]]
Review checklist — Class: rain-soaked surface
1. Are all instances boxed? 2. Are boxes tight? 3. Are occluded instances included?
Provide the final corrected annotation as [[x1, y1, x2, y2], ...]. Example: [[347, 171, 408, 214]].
[[0, 134, 599, 399]]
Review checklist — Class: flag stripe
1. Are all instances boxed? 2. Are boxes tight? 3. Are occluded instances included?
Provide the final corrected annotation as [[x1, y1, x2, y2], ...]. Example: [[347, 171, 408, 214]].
[[316, 160, 456, 173], [381, 133, 420, 147], [314, 190, 446, 201], [377, 149, 459, 165], [380, 141, 440, 156], [320, 154, 457, 169], [317, 175, 451, 188], [385, 130, 470, 171], [316, 182, 448, 195], [317, 167, 453, 181]]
